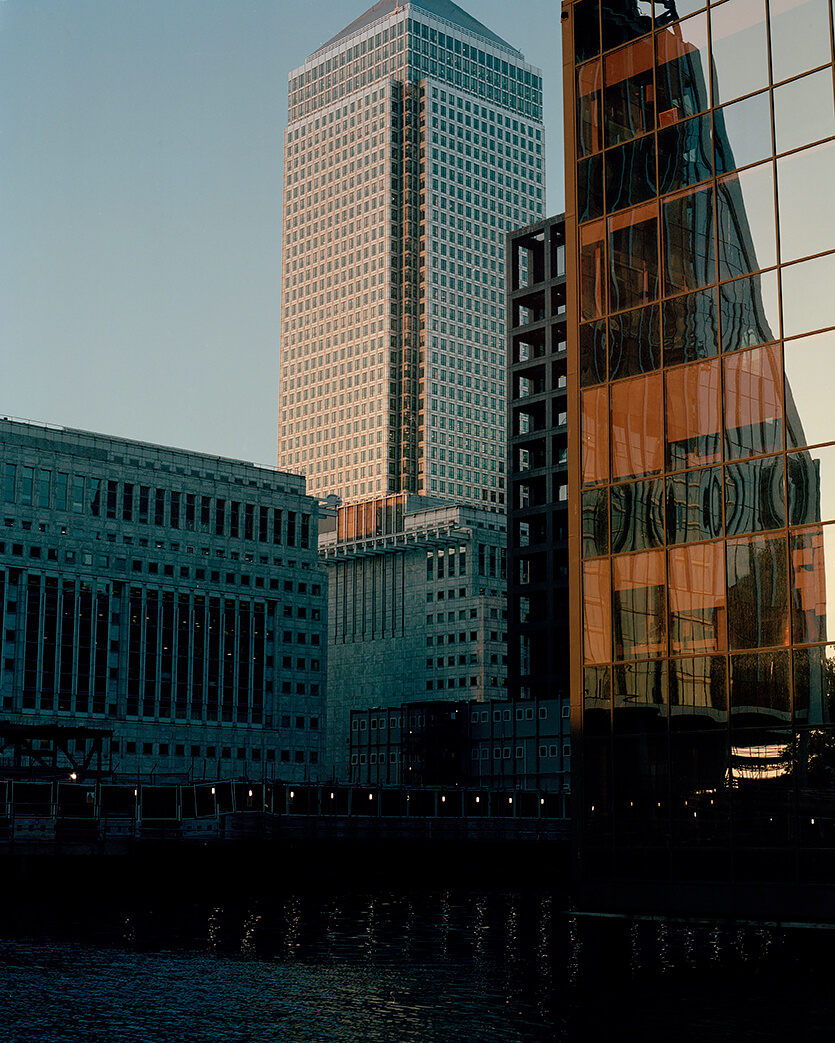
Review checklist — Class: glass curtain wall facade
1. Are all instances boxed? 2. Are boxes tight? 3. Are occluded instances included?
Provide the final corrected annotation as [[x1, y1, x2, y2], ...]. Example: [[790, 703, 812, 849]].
[[279, 0, 544, 508], [563, 0, 835, 915]]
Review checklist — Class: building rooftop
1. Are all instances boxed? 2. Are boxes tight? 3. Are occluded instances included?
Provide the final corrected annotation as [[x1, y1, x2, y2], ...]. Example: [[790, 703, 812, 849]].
[[311, 0, 522, 60]]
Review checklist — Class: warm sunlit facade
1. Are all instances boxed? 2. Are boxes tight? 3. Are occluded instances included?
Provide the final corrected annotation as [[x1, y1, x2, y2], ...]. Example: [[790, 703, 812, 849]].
[[563, 0, 835, 917], [278, 0, 544, 507]]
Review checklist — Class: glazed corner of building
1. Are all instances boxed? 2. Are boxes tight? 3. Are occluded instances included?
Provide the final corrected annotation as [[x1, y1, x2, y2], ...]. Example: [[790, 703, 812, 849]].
[[563, 0, 835, 918]]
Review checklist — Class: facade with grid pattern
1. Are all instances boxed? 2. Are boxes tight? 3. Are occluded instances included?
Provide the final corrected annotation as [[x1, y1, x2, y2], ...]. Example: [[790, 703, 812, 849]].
[[564, 0, 835, 916], [0, 419, 326, 783], [278, 0, 544, 509]]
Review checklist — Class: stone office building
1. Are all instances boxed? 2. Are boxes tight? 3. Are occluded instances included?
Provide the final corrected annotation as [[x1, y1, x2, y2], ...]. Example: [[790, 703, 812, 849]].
[[0, 418, 327, 783], [319, 492, 508, 780]]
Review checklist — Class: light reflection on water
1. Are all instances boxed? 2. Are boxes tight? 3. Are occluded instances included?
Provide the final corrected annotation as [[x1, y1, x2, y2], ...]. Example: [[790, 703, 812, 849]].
[[2, 890, 835, 1042]]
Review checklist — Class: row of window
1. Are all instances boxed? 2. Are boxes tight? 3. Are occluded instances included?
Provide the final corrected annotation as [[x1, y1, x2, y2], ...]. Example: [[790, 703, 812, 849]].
[[114, 740, 319, 764], [0, 543, 320, 596], [471, 744, 571, 760], [2, 465, 311, 547]]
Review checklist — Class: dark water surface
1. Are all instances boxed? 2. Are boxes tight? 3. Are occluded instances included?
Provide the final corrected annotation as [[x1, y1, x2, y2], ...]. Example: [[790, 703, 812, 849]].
[[2, 884, 834, 1042]]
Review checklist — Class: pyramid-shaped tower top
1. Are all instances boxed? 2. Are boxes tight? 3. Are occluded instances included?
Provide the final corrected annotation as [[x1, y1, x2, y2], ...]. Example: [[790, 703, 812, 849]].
[[311, 0, 522, 60]]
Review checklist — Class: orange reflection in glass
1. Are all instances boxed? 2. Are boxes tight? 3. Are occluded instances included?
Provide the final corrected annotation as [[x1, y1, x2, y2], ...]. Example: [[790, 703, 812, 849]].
[[613, 549, 666, 659], [669, 542, 727, 653], [791, 527, 827, 644], [605, 37, 655, 86], [666, 359, 722, 469], [610, 371, 663, 479], [583, 558, 612, 664], [724, 343, 784, 458], [577, 58, 602, 156], [580, 219, 606, 320], [582, 385, 609, 485]]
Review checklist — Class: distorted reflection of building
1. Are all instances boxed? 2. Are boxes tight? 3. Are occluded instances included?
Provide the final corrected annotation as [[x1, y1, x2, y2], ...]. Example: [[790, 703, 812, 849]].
[[564, 0, 835, 918]]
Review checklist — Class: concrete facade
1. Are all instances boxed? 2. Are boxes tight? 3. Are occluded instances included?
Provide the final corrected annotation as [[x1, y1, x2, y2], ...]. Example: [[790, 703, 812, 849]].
[[0, 418, 327, 784], [319, 493, 506, 779]]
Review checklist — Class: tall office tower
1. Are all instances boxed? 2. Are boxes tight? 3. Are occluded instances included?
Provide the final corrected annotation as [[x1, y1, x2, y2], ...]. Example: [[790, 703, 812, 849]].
[[563, 0, 835, 918], [279, 0, 545, 507]]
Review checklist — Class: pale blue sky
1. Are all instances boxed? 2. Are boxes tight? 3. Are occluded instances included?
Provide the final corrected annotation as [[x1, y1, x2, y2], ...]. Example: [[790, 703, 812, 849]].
[[0, 0, 563, 466]]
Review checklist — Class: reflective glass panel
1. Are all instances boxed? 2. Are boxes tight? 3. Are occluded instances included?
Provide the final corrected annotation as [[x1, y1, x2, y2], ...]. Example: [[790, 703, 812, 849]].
[[601, 0, 653, 51], [662, 286, 719, 365], [667, 467, 724, 543], [774, 69, 835, 156], [584, 664, 611, 735], [792, 644, 835, 725], [577, 59, 603, 156], [793, 523, 835, 641], [670, 655, 728, 725], [662, 184, 715, 294], [778, 142, 835, 264], [669, 541, 727, 652], [578, 153, 605, 222], [719, 269, 779, 351], [790, 526, 830, 644], [788, 445, 835, 525], [604, 37, 656, 145], [769, 0, 832, 85], [582, 385, 610, 485], [583, 487, 610, 557], [610, 371, 664, 479], [606, 135, 657, 213], [574, 0, 601, 64], [580, 319, 608, 386], [658, 112, 713, 193], [610, 479, 665, 552], [608, 303, 661, 379], [716, 162, 776, 280], [710, 0, 769, 105], [724, 456, 787, 535], [714, 91, 772, 173], [784, 330, 835, 449], [580, 219, 607, 320], [613, 550, 667, 658], [729, 650, 791, 720], [781, 252, 835, 338], [655, 12, 710, 122], [608, 203, 660, 310], [613, 660, 668, 727], [657, 0, 706, 20], [726, 533, 789, 649], [584, 558, 612, 663], [723, 344, 784, 459], [666, 358, 722, 469]]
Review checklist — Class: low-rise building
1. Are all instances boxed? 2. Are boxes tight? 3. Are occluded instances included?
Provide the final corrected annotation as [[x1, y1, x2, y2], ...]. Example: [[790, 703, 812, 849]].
[[0, 418, 326, 782], [349, 695, 568, 808], [319, 493, 508, 781]]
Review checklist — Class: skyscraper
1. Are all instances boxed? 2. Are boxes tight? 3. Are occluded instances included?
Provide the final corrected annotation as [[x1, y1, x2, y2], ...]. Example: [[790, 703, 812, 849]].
[[278, 0, 545, 507]]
